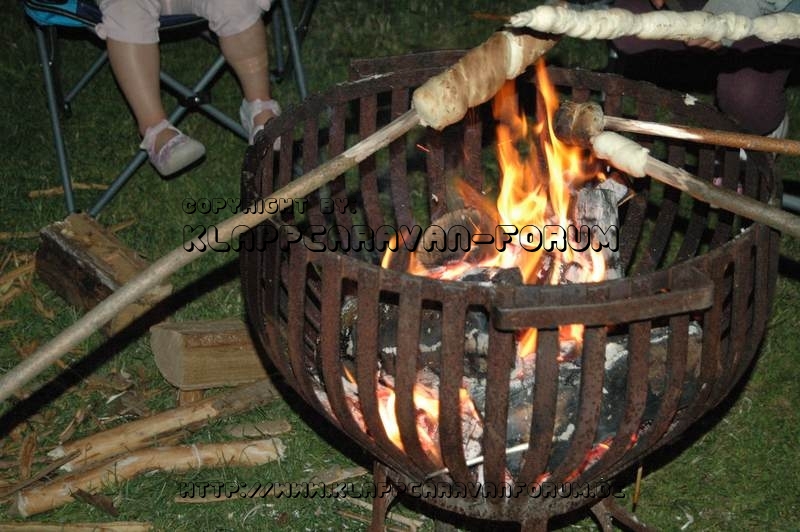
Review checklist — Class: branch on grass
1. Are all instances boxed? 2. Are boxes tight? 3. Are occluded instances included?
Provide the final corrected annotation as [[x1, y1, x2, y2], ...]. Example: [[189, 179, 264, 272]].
[[14, 439, 285, 517], [47, 379, 279, 473]]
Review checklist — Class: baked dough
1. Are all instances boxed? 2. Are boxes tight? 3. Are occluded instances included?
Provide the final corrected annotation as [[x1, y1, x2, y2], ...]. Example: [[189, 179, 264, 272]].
[[591, 132, 649, 178], [509, 5, 800, 44], [412, 31, 556, 130]]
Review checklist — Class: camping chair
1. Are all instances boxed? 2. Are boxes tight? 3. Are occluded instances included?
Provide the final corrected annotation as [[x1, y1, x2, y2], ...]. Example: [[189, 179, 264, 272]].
[[22, 0, 316, 217]]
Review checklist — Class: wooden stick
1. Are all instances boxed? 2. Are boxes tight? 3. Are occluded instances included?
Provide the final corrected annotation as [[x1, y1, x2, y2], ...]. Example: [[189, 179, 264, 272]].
[[0, 450, 80, 501], [47, 379, 279, 472], [644, 157, 800, 238], [0, 522, 153, 532], [591, 132, 800, 238], [632, 463, 644, 512], [0, 231, 40, 241], [28, 183, 108, 199], [0, 110, 417, 404], [556, 100, 800, 155], [604, 115, 800, 156], [509, 5, 800, 44], [0, 29, 559, 404], [14, 439, 285, 517]]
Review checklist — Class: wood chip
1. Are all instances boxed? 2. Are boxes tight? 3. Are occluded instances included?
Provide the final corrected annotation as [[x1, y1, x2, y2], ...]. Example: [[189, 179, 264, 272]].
[[0, 287, 22, 308], [18, 432, 36, 481], [334, 509, 410, 532], [0, 522, 152, 531], [0, 231, 40, 241], [31, 294, 56, 320], [225, 419, 293, 439], [308, 464, 368, 485], [71, 488, 119, 517], [108, 219, 137, 234], [28, 182, 108, 198], [12, 340, 40, 360], [340, 498, 424, 531], [0, 261, 35, 288], [58, 408, 87, 444]]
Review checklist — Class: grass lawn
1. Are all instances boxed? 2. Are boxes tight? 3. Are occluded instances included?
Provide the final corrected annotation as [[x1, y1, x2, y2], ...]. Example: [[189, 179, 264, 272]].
[[1, 1, 799, 530]]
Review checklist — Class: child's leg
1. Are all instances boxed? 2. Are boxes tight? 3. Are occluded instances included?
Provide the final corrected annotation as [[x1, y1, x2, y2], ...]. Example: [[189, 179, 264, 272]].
[[98, 0, 205, 175], [181, 0, 279, 143], [106, 41, 177, 149], [218, 22, 270, 102]]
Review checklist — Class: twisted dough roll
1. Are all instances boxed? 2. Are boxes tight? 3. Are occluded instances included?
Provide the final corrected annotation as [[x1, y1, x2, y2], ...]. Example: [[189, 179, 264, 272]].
[[591, 132, 649, 178], [509, 5, 800, 44], [412, 31, 557, 130]]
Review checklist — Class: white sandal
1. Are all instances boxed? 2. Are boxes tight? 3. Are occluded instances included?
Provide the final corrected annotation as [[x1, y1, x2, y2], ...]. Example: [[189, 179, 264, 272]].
[[140, 120, 205, 176], [239, 98, 282, 148]]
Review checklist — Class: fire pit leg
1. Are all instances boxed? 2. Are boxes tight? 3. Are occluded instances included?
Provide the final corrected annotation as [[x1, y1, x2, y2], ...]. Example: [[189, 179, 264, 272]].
[[370, 462, 398, 532], [589, 498, 657, 532]]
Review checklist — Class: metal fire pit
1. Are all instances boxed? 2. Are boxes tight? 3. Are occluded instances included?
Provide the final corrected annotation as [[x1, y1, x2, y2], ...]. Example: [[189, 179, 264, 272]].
[[240, 52, 779, 530]]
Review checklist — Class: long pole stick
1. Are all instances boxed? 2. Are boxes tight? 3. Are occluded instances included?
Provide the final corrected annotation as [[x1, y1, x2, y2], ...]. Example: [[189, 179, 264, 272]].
[[591, 131, 800, 238], [2, 29, 560, 404], [0, 111, 419, 404], [603, 116, 800, 156], [643, 157, 800, 238]]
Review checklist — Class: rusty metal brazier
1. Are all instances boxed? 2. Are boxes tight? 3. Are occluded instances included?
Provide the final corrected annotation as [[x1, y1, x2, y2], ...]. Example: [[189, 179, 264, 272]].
[[240, 53, 779, 530]]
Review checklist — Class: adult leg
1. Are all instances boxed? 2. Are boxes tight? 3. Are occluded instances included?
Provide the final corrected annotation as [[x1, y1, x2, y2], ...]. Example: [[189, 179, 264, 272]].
[[716, 38, 800, 135]]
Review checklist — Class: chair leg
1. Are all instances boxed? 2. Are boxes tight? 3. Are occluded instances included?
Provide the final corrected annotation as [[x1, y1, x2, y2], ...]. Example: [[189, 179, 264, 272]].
[[271, 9, 287, 84], [160, 54, 248, 139], [65, 50, 109, 106], [278, 0, 308, 99], [89, 53, 247, 216], [295, 0, 318, 43], [34, 25, 75, 214]]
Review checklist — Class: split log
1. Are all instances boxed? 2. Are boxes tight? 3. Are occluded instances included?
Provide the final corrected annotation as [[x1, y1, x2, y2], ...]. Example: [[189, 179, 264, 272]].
[[0, 522, 152, 532], [47, 379, 279, 472], [14, 439, 285, 517], [150, 319, 268, 390], [35, 213, 172, 337]]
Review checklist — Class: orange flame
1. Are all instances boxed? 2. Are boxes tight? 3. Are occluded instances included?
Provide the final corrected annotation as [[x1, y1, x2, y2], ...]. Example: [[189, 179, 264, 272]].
[[375, 60, 612, 465]]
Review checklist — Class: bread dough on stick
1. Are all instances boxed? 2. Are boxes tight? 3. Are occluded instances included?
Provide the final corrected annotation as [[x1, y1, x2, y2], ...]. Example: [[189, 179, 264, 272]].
[[508, 5, 800, 44], [591, 132, 649, 178], [412, 31, 557, 130]]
